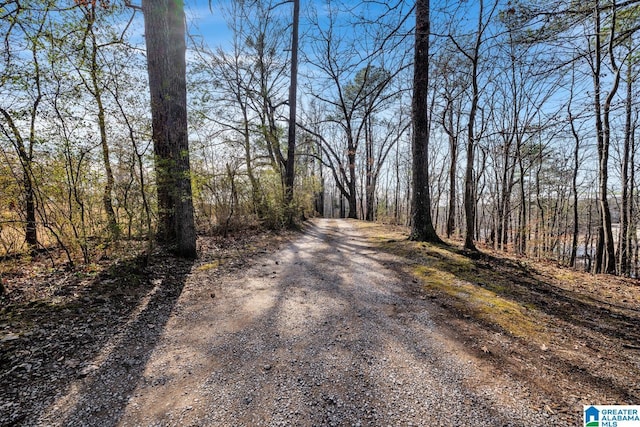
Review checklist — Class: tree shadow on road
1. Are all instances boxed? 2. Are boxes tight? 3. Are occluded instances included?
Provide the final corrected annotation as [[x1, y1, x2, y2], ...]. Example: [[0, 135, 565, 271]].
[[179, 219, 547, 426], [0, 251, 193, 426]]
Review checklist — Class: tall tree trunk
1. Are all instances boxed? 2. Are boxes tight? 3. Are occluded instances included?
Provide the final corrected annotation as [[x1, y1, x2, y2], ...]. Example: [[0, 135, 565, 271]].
[[347, 134, 358, 219], [630, 122, 637, 275], [585, 198, 594, 272], [442, 98, 457, 238], [365, 115, 375, 221], [1, 109, 38, 252], [446, 139, 457, 239], [85, 5, 118, 239], [516, 139, 527, 255], [568, 66, 580, 268], [619, 49, 633, 276], [394, 142, 401, 223], [409, 0, 440, 242], [142, 0, 196, 258], [592, 0, 618, 274], [569, 112, 580, 268], [314, 140, 325, 217], [347, 182, 358, 219], [463, 0, 484, 252], [284, 0, 300, 226]]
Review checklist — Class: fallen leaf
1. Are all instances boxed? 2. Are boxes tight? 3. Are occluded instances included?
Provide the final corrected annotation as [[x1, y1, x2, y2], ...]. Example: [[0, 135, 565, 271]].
[[79, 364, 99, 377], [1, 333, 20, 342]]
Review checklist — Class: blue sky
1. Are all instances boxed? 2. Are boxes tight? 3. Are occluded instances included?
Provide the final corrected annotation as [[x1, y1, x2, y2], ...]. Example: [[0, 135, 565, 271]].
[[183, 0, 406, 50], [184, 0, 299, 50], [185, 0, 233, 47]]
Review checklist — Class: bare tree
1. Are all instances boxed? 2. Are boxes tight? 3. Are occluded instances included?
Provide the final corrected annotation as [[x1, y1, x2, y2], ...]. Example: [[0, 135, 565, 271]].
[[0, 2, 53, 253], [304, 1, 411, 220], [75, 1, 120, 239], [462, 0, 493, 251], [590, 0, 619, 274]]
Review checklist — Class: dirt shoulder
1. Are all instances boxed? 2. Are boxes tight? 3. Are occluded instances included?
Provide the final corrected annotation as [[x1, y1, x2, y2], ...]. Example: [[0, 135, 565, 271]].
[[0, 229, 294, 426], [357, 221, 640, 418], [1, 219, 639, 426]]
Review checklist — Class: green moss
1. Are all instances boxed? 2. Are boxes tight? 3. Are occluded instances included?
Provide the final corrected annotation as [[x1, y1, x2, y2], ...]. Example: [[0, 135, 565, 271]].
[[357, 221, 544, 340], [411, 257, 541, 339], [197, 260, 220, 272], [414, 265, 456, 288]]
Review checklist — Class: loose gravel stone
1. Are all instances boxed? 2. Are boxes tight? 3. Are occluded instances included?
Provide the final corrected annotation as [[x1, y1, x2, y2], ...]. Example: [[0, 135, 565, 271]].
[[22, 219, 577, 426]]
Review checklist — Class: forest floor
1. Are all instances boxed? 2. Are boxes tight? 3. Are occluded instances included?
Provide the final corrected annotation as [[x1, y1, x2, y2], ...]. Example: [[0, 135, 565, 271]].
[[1, 218, 639, 426]]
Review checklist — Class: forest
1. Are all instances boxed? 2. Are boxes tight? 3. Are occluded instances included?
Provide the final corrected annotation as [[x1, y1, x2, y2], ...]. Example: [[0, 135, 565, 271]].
[[1, 0, 640, 277], [2, 2, 640, 425]]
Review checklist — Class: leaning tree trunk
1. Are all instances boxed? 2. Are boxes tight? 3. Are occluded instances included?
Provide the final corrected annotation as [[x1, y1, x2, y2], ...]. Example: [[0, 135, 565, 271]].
[[0, 109, 38, 252], [86, 5, 119, 239], [142, 0, 196, 258]]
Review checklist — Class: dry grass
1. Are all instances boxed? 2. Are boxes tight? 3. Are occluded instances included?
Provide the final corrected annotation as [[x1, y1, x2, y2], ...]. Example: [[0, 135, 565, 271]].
[[359, 223, 544, 340], [354, 220, 640, 348], [351, 220, 640, 410]]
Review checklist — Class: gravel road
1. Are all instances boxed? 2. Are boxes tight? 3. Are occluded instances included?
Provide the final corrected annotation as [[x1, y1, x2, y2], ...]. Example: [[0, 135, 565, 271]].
[[38, 219, 566, 426]]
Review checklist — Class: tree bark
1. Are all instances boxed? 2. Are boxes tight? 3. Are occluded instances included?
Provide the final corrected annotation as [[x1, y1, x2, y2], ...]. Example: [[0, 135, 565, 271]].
[[592, 0, 618, 274], [409, 0, 441, 242], [619, 47, 633, 275], [365, 115, 375, 221], [142, 0, 196, 258], [85, 4, 119, 239], [463, 0, 484, 252], [0, 109, 38, 252], [347, 154, 358, 219], [630, 121, 637, 275], [441, 94, 457, 239], [569, 111, 580, 268], [284, 0, 300, 227]]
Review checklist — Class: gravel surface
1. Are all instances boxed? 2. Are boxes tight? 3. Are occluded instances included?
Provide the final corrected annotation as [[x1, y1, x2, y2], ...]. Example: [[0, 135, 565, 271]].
[[31, 219, 568, 426]]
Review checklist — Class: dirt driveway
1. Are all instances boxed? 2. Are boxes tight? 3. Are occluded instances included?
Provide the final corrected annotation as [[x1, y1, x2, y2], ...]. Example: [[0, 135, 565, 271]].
[[32, 219, 575, 426]]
